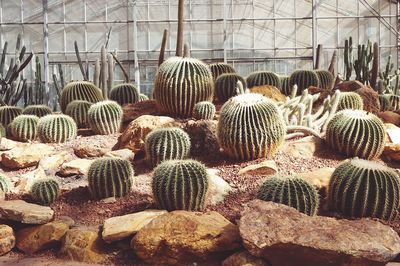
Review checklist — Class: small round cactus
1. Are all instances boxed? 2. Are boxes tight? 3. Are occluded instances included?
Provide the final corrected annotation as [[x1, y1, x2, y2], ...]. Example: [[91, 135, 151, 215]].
[[315, 70, 334, 90], [215, 73, 246, 102], [30, 178, 60, 205], [152, 159, 209, 211], [326, 110, 386, 159], [139, 94, 149, 102], [328, 158, 400, 221], [22, 105, 52, 117], [193, 101, 216, 120], [279, 75, 291, 95], [145, 127, 191, 167], [0, 174, 11, 193], [337, 92, 364, 111], [38, 114, 77, 143], [65, 100, 93, 128], [246, 71, 281, 89], [289, 70, 319, 94], [88, 157, 134, 199], [10, 115, 39, 142], [0, 106, 22, 126], [110, 83, 139, 106], [59, 81, 104, 112], [88, 100, 123, 135], [209, 62, 236, 81], [257, 175, 319, 216]]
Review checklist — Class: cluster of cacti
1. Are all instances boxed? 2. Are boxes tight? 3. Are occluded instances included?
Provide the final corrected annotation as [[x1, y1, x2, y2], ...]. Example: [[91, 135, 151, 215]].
[[328, 158, 400, 221], [110, 83, 139, 106], [218, 93, 286, 161], [59, 81, 104, 113], [145, 127, 191, 167], [354, 41, 373, 84], [0, 106, 22, 126], [88, 157, 134, 199], [289, 70, 319, 94], [10, 115, 39, 142], [87, 100, 123, 135], [379, 55, 400, 95], [193, 101, 216, 120], [209, 62, 236, 81], [326, 109, 385, 159], [257, 175, 319, 216], [0, 174, 11, 193], [379, 94, 400, 111], [153, 57, 214, 117], [65, 100, 93, 128], [37, 114, 77, 143], [315, 70, 334, 90], [246, 71, 281, 89], [337, 92, 364, 111], [138, 94, 149, 101], [152, 159, 209, 211], [30, 178, 60, 205], [22, 105, 52, 117], [214, 73, 245, 102], [279, 76, 290, 95]]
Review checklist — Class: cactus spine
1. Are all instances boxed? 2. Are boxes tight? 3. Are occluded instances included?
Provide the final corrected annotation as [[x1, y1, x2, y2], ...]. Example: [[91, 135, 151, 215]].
[[59, 81, 103, 113], [22, 105, 52, 117], [0, 174, 11, 193], [38, 114, 77, 143], [289, 70, 319, 94], [31, 178, 60, 205], [0, 106, 22, 126], [193, 101, 216, 120], [215, 73, 246, 102], [315, 70, 334, 90], [10, 115, 39, 142], [109, 83, 139, 106], [65, 100, 93, 128], [88, 100, 123, 135], [209, 63, 236, 81], [337, 92, 364, 111], [246, 71, 281, 89]]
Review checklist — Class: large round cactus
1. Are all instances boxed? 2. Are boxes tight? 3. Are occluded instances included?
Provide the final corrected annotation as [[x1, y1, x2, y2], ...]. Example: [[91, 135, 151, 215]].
[[215, 73, 246, 102], [88, 157, 134, 199], [10, 115, 39, 142], [0, 174, 11, 193], [246, 71, 281, 89], [257, 175, 319, 216], [110, 83, 139, 106], [37, 114, 77, 143], [31, 178, 60, 205], [326, 110, 385, 159], [289, 70, 319, 94], [328, 158, 400, 221], [59, 81, 104, 112], [0, 106, 22, 126], [193, 101, 216, 120], [379, 94, 400, 111], [145, 127, 191, 167], [315, 70, 334, 90], [152, 159, 209, 211], [337, 92, 364, 111], [154, 57, 214, 118], [65, 100, 93, 128], [88, 100, 123, 135], [22, 105, 52, 117], [218, 93, 286, 161], [209, 62, 236, 81], [279, 75, 291, 95]]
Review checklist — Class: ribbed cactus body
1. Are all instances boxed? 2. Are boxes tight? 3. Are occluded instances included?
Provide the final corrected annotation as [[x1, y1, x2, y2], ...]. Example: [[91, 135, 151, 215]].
[[257, 175, 319, 216], [315, 70, 334, 90], [0, 106, 22, 126], [289, 70, 319, 94], [209, 62, 236, 81], [379, 94, 400, 111], [218, 93, 286, 161], [152, 159, 209, 211], [0, 174, 11, 193], [246, 71, 281, 89], [110, 83, 139, 106], [138, 94, 149, 101], [154, 57, 214, 118], [10, 115, 39, 142], [193, 101, 216, 120], [326, 110, 385, 159], [60, 81, 104, 112], [22, 105, 52, 117], [279, 76, 291, 95], [337, 92, 364, 111], [215, 73, 246, 102], [65, 100, 92, 128], [88, 158, 134, 199], [328, 158, 400, 221], [38, 114, 77, 143], [88, 100, 122, 135], [31, 178, 60, 205], [145, 127, 191, 167]]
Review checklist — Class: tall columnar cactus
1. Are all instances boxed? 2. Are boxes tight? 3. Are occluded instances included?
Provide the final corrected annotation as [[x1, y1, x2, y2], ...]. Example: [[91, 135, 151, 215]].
[[246, 71, 281, 89], [279, 76, 291, 96], [88, 157, 134, 199], [30, 178, 60, 205], [153, 57, 214, 118], [193, 101, 216, 120], [326, 110, 385, 159], [65, 100, 93, 128], [152, 159, 209, 211], [0, 106, 22, 126], [0, 174, 11, 193], [289, 70, 319, 95], [215, 73, 246, 102], [218, 93, 286, 161], [328, 158, 400, 221], [315, 70, 334, 90], [138, 94, 149, 102], [257, 175, 319, 216], [209, 63, 236, 81], [10, 115, 39, 142], [379, 94, 400, 111], [22, 105, 52, 117], [87, 100, 123, 135], [110, 83, 139, 106], [344, 37, 353, 81], [145, 127, 191, 167], [337, 92, 364, 111], [37, 114, 77, 143], [59, 81, 104, 113]]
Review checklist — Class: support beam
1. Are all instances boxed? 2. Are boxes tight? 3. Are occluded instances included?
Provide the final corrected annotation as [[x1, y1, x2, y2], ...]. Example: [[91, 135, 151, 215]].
[[42, 0, 50, 104]]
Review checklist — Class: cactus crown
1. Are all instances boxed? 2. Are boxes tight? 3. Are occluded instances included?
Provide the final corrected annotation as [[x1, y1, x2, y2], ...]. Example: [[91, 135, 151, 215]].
[[110, 83, 139, 106], [209, 62, 236, 80], [22, 105, 52, 117], [337, 92, 364, 111], [37, 114, 77, 143], [87, 100, 123, 135], [60, 81, 104, 112], [30, 177, 60, 205], [193, 101, 216, 120], [315, 70, 334, 90], [0, 106, 22, 126], [246, 71, 281, 89], [289, 70, 319, 94], [65, 100, 93, 128], [0, 174, 11, 193], [10, 114, 39, 142], [215, 73, 246, 102]]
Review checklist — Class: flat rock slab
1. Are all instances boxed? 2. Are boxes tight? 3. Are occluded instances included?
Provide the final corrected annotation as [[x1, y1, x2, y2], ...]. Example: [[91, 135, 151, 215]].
[[0, 224, 15, 256], [59, 159, 93, 177], [238, 160, 277, 176], [0, 200, 54, 224], [1, 143, 54, 169]]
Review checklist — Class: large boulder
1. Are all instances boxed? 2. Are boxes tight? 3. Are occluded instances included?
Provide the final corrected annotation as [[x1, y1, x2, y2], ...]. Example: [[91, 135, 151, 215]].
[[182, 119, 219, 156], [222, 251, 269, 266], [58, 159, 93, 177], [122, 99, 161, 123], [39, 151, 73, 173], [1, 143, 54, 169], [131, 211, 241, 265], [239, 200, 400, 266], [282, 136, 323, 159], [378, 111, 400, 126], [0, 200, 54, 224], [0, 225, 15, 256]]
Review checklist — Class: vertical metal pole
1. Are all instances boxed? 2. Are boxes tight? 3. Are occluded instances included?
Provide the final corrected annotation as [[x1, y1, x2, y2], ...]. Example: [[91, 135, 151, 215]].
[[63, 1, 66, 56], [84, 0, 88, 56], [312, 0, 317, 69], [126, 0, 130, 82], [132, 0, 140, 91], [273, 0, 276, 72], [397, 0, 399, 68], [0, 0, 3, 48], [223, 0, 227, 63], [42, 0, 50, 104]]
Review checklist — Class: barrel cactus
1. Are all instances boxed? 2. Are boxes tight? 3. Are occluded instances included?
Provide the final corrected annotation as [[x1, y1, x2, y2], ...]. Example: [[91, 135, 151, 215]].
[[289, 70, 319, 94], [218, 93, 286, 161], [215, 73, 246, 102], [30, 178, 60, 205], [22, 105, 52, 117], [154, 57, 214, 117], [326, 109, 385, 159], [38, 114, 77, 143], [193, 101, 216, 120], [0, 174, 11, 193], [337, 92, 364, 111], [0, 106, 22, 126], [328, 158, 400, 221], [139, 93, 149, 102], [10, 115, 39, 142], [145, 127, 191, 167], [110, 83, 139, 106], [88, 100, 123, 135], [257, 175, 319, 216], [315, 70, 334, 90], [59, 81, 104, 112], [209, 62, 236, 81], [379, 94, 400, 111], [88, 157, 134, 199], [279, 75, 291, 95], [246, 71, 281, 89], [65, 100, 92, 128], [152, 159, 209, 211]]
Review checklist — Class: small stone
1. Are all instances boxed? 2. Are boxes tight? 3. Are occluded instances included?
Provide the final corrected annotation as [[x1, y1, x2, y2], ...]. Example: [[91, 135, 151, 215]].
[[15, 166, 47, 193], [282, 136, 323, 158], [0, 225, 15, 256], [222, 251, 269, 266], [59, 159, 93, 177], [207, 169, 232, 205], [39, 151, 72, 172], [104, 149, 135, 161], [0, 200, 54, 224], [100, 197, 117, 204], [1, 143, 54, 170], [238, 160, 277, 176], [297, 167, 335, 192], [122, 99, 161, 123], [74, 144, 109, 158], [0, 138, 20, 151]]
